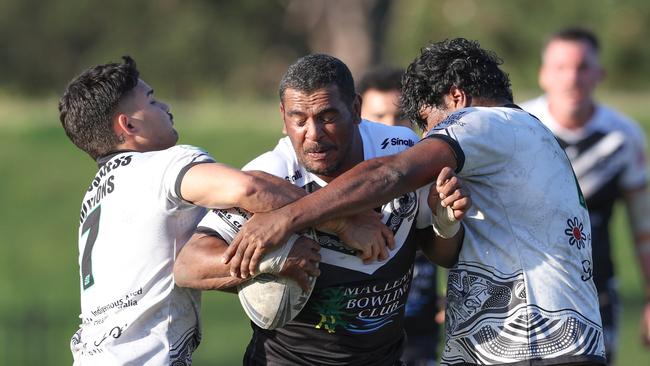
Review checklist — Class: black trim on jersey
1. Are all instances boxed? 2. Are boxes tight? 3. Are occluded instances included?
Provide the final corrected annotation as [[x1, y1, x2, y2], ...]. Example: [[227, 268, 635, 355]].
[[502, 103, 523, 110], [195, 226, 225, 241], [175, 161, 214, 204], [96, 150, 137, 168], [425, 133, 465, 173]]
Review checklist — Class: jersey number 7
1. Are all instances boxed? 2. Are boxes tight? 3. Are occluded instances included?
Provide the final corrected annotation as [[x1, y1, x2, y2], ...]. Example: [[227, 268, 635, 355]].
[[81, 205, 101, 290]]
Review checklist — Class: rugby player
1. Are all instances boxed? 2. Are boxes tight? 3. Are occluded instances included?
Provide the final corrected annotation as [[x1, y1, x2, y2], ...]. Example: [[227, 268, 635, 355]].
[[226, 39, 608, 365], [522, 27, 650, 362], [358, 66, 412, 128], [174, 54, 470, 365], [59, 56, 388, 365]]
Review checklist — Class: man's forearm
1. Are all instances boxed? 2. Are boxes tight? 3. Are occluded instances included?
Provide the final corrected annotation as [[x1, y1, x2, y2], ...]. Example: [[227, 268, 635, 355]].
[[280, 140, 456, 233], [174, 234, 247, 291], [241, 171, 359, 235], [279, 157, 406, 232], [238, 170, 307, 213]]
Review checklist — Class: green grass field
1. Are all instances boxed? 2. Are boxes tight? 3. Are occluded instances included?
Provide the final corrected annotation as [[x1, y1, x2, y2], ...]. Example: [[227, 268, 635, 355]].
[[0, 95, 648, 364]]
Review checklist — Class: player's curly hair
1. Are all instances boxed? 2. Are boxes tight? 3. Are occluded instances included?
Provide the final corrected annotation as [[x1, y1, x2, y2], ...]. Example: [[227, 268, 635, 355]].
[[279, 54, 356, 106], [58, 56, 139, 159], [401, 38, 513, 130]]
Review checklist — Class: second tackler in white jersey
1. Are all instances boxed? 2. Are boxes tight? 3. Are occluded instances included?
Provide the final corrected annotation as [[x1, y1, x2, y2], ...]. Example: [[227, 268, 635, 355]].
[[425, 106, 606, 365], [71, 145, 213, 366]]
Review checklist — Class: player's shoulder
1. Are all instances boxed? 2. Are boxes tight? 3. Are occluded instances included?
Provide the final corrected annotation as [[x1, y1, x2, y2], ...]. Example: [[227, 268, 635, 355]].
[[148, 144, 212, 162], [134, 145, 214, 180], [519, 96, 547, 114], [360, 119, 418, 153], [428, 108, 488, 135], [362, 119, 418, 138], [595, 104, 644, 136], [242, 137, 303, 181]]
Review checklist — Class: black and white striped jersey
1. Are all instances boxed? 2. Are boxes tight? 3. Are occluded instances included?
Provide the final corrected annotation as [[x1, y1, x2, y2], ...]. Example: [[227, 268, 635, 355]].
[[197, 120, 431, 366]]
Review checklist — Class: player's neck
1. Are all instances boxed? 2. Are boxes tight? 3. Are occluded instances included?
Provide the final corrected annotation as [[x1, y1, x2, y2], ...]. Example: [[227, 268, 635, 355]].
[[548, 100, 595, 130], [470, 97, 511, 108]]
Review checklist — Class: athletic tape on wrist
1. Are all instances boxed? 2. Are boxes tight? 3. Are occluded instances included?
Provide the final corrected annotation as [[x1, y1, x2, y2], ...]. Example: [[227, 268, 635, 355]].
[[257, 234, 300, 274], [432, 203, 460, 239]]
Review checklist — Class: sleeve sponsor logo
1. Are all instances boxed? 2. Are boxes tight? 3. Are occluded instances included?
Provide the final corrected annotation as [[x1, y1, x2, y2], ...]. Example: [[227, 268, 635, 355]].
[[380, 137, 415, 150]]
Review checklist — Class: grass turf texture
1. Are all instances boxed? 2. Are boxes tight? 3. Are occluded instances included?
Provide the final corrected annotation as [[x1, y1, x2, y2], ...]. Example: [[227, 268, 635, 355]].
[[0, 96, 647, 364]]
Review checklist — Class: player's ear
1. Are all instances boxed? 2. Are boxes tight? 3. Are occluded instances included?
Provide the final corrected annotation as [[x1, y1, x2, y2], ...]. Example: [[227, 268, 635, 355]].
[[351, 94, 362, 125], [448, 86, 469, 108], [279, 103, 288, 135], [113, 114, 137, 137]]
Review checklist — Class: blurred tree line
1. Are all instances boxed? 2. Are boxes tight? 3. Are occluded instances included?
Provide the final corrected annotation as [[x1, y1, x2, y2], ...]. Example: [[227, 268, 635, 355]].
[[1, 0, 648, 98]]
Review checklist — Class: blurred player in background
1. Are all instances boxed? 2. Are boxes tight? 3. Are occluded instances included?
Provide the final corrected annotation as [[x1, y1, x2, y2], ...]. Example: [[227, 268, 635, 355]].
[[175, 54, 470, 366], [359, 66, 412, 129], [359, 65, 443, 366], [522, 27, 650, 364]]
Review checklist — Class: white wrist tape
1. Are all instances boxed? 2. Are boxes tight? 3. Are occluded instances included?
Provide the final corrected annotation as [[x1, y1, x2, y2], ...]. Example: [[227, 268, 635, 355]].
[[432, 203, 460, 239], [257, 234, 300, 274]]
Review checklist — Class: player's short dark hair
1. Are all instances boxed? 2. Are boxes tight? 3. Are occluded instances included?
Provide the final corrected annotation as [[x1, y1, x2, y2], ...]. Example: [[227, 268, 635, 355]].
[[279, 54, 356, 106], [546, 27, 600, 53], [401, 38, 513, 130], [58, 56, 140, 160], [358, 66, 404, 95]]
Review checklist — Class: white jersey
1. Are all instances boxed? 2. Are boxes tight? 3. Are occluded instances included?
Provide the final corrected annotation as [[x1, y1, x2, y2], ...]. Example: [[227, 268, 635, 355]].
[[426, 106, 606, 365], [522, 96, 648, 290], [70, 145, 213, 365], [198, 120, 432, 365]]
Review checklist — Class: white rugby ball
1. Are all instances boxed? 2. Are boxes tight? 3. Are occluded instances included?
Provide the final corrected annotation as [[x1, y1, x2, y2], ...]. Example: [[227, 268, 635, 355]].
[[237, 272, 316, 329], [211, 207, 317, 329]]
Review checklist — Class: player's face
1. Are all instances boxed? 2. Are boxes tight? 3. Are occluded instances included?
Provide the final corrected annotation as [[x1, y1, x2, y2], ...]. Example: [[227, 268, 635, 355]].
[[361, 89, 411, 128], [539, 39, 603, 113], [281, 85, 362, 180], [419, 96, 457, 133], [124, 80, 178, 150]]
